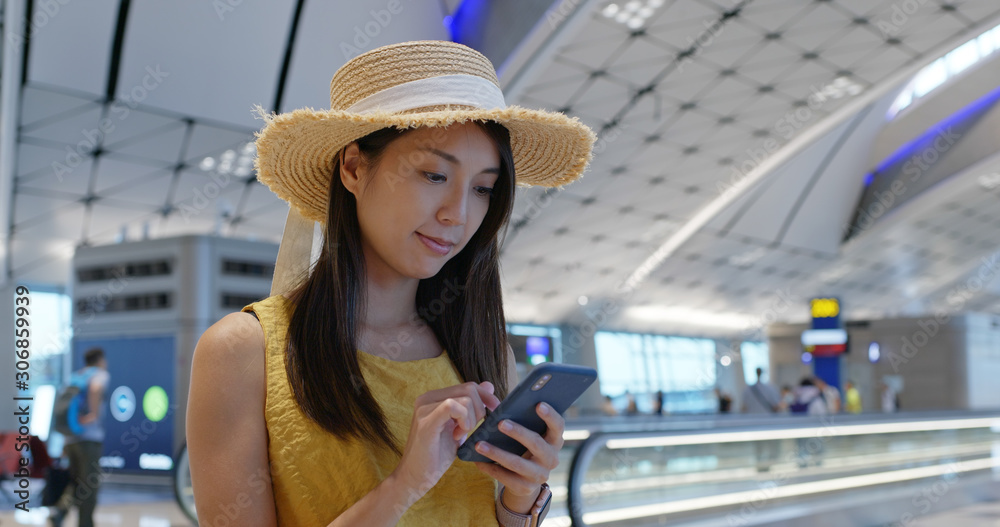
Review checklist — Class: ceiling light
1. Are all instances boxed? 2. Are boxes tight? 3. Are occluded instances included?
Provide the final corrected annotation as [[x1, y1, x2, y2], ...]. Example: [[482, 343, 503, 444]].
[[868, 342, 880, 363], [728, 248, 765, 267], [578, 295, 589, 306], [889, 21, 1000, 119], [978, 172, 1000, 190], [913, 60, 947, 98], [508, 324, 551, 337], [818, 76, 865, 100], [604, 0, 664, 29], [801, 328, 847, 346], [946, 40, 980, 76], [200, 142, 256, 176], [625, 305, 756, 329]]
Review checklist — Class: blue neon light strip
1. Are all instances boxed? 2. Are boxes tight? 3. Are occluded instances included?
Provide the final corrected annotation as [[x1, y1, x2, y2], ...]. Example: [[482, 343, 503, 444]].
[[867, 83, 1000, 185], [448, 0, 487, 45]]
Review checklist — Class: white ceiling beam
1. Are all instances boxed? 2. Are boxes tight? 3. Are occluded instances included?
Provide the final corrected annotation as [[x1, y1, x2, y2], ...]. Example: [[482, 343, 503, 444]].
[[621, 9, 1000, 296], [0, 0, 27, 286]]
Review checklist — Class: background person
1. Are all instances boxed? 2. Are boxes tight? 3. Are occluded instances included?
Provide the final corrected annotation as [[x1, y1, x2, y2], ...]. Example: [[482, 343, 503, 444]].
[[741, 367, 781, 471], [881, 381, 899, 413], [792, 378, 828, 468], [601, 395, 618, 416], [624, 390, 639, 416], [779, 385, 795, 413], [715, 388, 733, 414], [652, 390, 665, 416], [844, 380, 862, 414], [741, 367, 780, 414], [49, 347, 110, 527], [814, 376, 842, 414]]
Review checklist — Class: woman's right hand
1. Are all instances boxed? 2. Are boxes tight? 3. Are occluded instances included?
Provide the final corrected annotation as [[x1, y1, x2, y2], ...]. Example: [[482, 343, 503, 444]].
[[393, 381, 501, 498]]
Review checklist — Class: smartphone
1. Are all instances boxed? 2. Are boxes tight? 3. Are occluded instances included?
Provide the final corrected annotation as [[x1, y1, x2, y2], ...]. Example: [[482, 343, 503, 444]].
[[457, 362, 597, 463]]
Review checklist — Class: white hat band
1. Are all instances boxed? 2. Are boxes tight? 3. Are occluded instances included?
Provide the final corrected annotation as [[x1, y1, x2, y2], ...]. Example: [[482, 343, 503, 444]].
[[345, 74, 507, 114]]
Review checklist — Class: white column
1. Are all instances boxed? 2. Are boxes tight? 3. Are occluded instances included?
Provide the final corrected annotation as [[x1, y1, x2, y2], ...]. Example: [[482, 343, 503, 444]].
[[0, 0, 27, 285]]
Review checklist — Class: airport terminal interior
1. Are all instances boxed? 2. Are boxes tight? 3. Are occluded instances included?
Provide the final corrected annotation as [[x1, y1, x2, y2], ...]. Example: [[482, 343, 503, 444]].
[[1, 0, 999, 525]]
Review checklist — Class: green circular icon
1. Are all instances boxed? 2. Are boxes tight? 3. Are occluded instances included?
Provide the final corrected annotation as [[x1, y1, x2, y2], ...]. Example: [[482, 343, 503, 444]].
[[143, 386, 169, 422]]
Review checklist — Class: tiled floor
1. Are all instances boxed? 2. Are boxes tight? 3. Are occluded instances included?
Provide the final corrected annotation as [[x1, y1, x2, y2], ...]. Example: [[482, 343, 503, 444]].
[[0, 482, 193, 526], [2, 481, 998, 526]]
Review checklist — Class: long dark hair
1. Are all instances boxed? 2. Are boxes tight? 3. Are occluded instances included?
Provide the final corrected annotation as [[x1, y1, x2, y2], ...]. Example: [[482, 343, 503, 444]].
[[284, 121, 515, 455]]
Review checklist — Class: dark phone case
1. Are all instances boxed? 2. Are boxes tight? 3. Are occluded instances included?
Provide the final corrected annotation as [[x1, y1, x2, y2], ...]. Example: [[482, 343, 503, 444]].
[[457, 363, 597, 463]]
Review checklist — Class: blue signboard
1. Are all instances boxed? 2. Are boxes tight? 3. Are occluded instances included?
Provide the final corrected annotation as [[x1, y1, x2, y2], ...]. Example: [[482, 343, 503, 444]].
[[73, 335, 176, 474]]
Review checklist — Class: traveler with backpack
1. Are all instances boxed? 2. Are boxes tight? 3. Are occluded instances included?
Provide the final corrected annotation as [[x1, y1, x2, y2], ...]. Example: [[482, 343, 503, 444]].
[[789, 378, 828, 416], [791, 377, 828, 469], [49, 347, 110, 527]]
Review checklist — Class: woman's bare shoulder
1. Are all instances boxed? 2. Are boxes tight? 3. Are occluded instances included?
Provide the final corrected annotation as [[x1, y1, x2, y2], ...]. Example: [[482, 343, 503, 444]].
[[187, 312, 276, 525], [193, 312, 266, 389]]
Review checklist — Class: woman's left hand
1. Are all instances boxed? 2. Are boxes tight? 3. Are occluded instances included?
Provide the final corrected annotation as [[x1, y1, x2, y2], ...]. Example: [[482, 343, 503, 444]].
[[472, 402, 564, 504]]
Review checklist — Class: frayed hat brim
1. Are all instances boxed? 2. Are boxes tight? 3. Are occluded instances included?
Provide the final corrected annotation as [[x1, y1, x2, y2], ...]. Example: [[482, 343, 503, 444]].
[[252, 104, 597, 224]]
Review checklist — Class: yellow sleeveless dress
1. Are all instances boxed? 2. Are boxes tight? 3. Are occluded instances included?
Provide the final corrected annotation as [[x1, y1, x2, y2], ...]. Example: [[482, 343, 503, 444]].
[[242, 294, 500, 526]]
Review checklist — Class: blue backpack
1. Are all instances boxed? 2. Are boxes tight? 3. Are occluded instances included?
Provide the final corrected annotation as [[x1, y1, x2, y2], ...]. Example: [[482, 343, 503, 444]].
[[52, 367, 99, 437], [790, 391, 826, 415]]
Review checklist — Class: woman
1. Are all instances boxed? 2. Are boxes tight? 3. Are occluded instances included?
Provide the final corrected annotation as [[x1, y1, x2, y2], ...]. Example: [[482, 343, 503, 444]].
[[186, 41, 595, 526]]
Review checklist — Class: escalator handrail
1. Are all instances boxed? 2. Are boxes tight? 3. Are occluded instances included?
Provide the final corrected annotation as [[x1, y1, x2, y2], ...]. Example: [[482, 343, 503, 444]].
[[564, 411, 1000, 526]]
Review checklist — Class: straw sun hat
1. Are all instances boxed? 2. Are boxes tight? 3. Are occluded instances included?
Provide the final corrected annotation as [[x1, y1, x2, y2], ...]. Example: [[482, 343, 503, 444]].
[[251, 40, 597, 297]]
